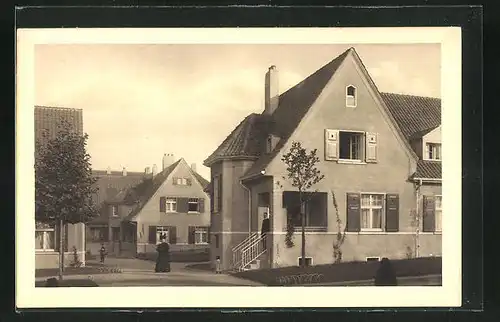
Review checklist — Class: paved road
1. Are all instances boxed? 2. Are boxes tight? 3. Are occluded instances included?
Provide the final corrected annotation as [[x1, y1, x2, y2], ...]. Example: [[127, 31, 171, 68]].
[[79, 257, 263, 287]]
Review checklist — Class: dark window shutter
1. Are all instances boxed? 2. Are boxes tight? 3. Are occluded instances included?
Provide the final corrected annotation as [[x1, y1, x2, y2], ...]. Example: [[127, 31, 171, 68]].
[[422, 196, 436, 232], [169, 226, 177, 244], [187, 178, 192, 186], [218, 174, 223, 211], [177, 197, 189, 213], [188, 226, 195, 244], [148, 226, 157, 244], [199, 198, 205, 213], [159, 196, 166, 212], [385, 194, 400, 232], [282, 192, 288, 208], [207, 226, 210, 244], [210, 179, 214, 212], [172, 177, 177, 185], [346, 193, 361, 232]]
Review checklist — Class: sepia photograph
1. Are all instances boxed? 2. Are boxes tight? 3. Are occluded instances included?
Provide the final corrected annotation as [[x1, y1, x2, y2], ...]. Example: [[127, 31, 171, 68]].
[[16, 27, 462, 308]]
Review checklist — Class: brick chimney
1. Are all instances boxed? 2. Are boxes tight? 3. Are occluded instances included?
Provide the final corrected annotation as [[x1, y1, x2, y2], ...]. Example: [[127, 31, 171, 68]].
[[152, 164, 158, 176], [191, 163, 197, 173], [122, 167, 127, 176], [264, 65, 279, 115], [106, 166, 111, 175]]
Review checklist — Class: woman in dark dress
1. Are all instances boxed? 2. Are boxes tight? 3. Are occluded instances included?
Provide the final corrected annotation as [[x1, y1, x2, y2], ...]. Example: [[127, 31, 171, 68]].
[[155, 234, 171, 273], [374, 257, 398, 286]]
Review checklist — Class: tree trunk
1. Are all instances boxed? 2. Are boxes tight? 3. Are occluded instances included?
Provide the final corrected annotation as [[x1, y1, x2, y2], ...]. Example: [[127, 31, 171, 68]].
[[300, 193, 306, 268], [58, 219, 64, 281]]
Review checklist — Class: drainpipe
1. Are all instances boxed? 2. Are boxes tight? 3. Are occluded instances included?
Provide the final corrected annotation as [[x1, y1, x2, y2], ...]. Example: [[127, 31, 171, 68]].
[[415, 179, 422, 258], [239, 179, 252, 236]]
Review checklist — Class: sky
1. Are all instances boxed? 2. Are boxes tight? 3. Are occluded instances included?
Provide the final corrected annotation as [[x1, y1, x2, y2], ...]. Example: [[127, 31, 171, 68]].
[[35, 43, 441, 180]]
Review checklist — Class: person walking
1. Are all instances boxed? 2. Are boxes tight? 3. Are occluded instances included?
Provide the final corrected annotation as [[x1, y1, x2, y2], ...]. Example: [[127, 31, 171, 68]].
[[374, 257, 398, 286], [155, 234, 171, 273], [99, 243, 107, 264]]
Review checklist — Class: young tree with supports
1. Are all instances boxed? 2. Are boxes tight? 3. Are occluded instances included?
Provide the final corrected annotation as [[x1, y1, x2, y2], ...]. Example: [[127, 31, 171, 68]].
[[281, 141, 325, 268], [35, 119, 98, 280]]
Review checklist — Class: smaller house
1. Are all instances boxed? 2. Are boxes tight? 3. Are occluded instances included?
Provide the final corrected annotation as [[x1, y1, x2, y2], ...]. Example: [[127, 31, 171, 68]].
[[87, 155, 210, 257]]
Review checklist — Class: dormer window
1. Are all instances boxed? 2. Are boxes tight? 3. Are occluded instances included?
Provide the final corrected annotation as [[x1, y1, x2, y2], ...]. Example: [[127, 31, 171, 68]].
[[425, 143, 442, 161], [346, 85, 357, 107]]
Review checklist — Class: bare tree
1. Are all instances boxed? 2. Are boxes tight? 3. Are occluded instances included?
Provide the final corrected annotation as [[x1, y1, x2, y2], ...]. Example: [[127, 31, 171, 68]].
[[281, 141, 325, 268]]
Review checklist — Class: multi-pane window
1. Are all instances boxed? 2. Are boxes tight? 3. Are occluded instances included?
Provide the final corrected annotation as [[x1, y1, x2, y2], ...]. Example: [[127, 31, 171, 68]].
[[213, 176, 220, 212], [435, 195, 442, 231], [195, 227, 209, 244], [35, 222, 55, 251], [175, 177, 191, 185], [426, 143, 442, 160], [188, 198, 200, 212], [156, 226, 169, 244], [346, 85, 357, 107], [89, 227, 107, 242], [165, 197, 177, 212], [361, 194, 384, 230], [339, 131, 364, 161]]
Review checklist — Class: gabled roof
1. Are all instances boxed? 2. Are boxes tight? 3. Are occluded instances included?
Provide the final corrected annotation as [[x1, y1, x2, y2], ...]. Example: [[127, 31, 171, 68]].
[[204, 47, 442, 182], [380, 93, 441, 142], [122, 160, 181, 220], [412, 160, 442, 180], [123, 159, 210, 221], [203, 48, 350, 168], [91, 171, 145, 206]]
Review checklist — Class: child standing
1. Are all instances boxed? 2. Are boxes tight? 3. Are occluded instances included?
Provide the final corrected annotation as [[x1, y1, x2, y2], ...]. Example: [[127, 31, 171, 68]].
[[99, 243, 107, 264], [215, 256, 221, 274]]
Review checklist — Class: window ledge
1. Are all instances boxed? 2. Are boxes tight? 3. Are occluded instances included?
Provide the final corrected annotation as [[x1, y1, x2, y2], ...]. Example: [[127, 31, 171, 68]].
[[337, 159, 367, 165], [188, 211, 201, 214], [36, 250, 56, 253]]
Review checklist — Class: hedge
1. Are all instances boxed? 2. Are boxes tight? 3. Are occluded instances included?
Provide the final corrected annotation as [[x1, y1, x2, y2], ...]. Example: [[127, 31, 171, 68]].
[[35, 266, 122, 278], [232, 256, 442, 286]]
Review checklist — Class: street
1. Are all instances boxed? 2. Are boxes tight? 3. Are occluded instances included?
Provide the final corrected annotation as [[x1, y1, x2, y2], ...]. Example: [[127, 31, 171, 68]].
[[37, 257, 264, 287]]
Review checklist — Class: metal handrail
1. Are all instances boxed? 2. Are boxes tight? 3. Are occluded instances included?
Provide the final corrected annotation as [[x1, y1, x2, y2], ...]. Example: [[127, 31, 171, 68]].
[[232, 232, 258, 252]]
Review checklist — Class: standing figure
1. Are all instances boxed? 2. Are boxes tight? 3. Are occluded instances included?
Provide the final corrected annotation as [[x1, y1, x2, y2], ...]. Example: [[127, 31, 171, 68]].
[[155, 234, 171, 273], [99, 243, 107, 264], [261, 212, 270, 249], [374, 257, 398, 286], [215, 256, 222, 274]]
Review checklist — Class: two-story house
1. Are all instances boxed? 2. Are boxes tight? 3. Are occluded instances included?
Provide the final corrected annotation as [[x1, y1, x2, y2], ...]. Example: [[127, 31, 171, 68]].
[[86, 167, 145, 256], [35, 106, 87, 269], [88, 154, 211, 257], [203, 47, 442, 272]]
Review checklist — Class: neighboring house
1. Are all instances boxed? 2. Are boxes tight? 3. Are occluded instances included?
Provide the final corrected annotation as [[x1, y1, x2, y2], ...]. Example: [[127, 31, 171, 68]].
[[86, 167, 145, 256], [87, 154, 210, 257], [34, 106, 86, 269], [203, 48, 442, 272]]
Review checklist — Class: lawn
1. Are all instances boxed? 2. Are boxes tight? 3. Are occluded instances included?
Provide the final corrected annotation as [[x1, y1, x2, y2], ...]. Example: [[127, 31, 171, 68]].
[[232, 256, 442, 286], [35, 278, 99, 287]]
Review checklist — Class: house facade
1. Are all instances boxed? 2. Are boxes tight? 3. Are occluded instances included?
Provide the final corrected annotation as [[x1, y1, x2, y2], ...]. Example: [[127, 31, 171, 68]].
[[35, 106, 86, 269], [87, 155, 210, 257], [204, 48, 442, 271]]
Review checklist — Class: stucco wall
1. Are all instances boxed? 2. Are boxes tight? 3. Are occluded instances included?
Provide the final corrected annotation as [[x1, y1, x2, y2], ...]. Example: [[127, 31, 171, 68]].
[[272, 233, 441, 267], [134, 160, 210, 248], [36, 223, 86, 269], [263, 54, 438, 267]]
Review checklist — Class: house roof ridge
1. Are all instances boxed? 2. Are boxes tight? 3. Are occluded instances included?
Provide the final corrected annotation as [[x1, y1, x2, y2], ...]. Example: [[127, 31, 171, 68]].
[[35, 105, 83, 111]]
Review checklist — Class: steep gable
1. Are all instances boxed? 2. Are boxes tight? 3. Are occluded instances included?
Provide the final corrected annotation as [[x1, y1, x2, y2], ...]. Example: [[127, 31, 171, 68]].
[[123, 159, 210, 221]]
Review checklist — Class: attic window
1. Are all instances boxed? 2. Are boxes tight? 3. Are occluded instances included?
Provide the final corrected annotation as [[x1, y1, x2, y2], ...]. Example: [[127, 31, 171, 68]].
[[346, 85, 357, 107]]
